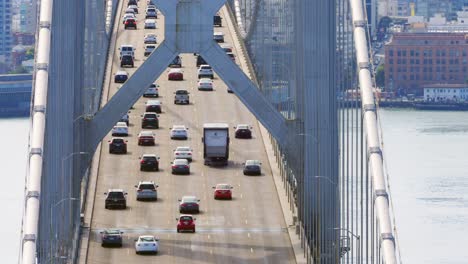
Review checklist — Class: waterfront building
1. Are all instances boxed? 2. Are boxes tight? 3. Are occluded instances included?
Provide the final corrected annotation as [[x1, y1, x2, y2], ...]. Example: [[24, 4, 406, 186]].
[[0, 0, 13, 64], [384, 32, 468, 96], [423, 84, 468, 102]]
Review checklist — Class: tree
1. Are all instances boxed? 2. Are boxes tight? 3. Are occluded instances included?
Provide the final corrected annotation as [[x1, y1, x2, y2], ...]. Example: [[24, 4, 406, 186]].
[[25, 48, 35, 60], [375, 64, 385, 88], [9, 66, 29, 74]]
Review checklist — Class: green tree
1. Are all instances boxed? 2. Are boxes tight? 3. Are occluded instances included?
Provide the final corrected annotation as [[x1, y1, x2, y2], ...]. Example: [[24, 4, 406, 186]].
[[9, 66, 29, 74], [25, 48, 35, 60], [375, 64, 385, 88]]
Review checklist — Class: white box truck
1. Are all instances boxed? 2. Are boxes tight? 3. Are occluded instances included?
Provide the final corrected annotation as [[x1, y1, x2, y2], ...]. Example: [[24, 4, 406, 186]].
[[202, 123, 229, 166]]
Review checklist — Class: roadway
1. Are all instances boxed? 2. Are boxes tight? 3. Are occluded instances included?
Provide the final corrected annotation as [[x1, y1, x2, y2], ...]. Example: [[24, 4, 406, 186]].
[[83, 0, 296, 263]]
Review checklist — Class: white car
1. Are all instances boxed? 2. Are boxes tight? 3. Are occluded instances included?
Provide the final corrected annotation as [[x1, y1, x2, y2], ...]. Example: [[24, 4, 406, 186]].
[[197, 64, 214, 79], [123, 13, 137, 24], [170, 125, 188, 140], [144, 34, 157, 44], [135, 181, 158, 201], [197, 78, 213, 91], [135, 235, 159, 254], [128, 4, 139, 13], [143, 83, 159, 97], [144, 44, 156, 56], [144, 19, 156, 29], [125, 8, 135, 15], [112, 122, 129, 136], [213, 31, 224, 42], [173, 146, 193, 161]]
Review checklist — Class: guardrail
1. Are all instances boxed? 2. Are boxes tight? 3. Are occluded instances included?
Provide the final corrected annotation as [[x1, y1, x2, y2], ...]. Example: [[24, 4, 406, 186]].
[[19, 0, 53, 263]]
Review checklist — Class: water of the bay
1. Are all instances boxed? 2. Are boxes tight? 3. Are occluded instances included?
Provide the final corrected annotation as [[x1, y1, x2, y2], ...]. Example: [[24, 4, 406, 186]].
[[0, 118, 29, 263], [379, 109, 468, 264]]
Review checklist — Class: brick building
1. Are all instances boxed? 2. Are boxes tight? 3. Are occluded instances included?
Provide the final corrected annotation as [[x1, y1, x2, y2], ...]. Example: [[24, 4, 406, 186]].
[[385, 32, 468, 96]]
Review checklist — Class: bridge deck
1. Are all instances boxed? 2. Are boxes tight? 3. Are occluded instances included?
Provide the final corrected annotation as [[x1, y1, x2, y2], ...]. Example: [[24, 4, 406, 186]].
[[80, 1, 296, 263]]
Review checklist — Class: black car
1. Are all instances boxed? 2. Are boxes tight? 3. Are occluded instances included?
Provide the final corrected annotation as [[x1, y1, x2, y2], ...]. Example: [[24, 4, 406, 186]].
[[109, 138, 127, 154], [101, 229, 123, 247], [120, 55, 134, 68], [104, 189, 127, 209], [169, 55, 182, 68], [213, 14, 222, 27], [234, 125, 252, 139], [196, 55, 207, 67], [141, 112, 159, 128], [145, 101, 162, 113], [243, 160, 262, 175], [124, 18, 137, 29], [140, 154, 159, 171], [114, 71, 128, 83], [128, 0, 137, 6]]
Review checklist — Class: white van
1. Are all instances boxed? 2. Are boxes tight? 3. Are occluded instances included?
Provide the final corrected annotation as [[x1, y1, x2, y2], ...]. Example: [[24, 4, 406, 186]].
[[119, 44, 135, 59]]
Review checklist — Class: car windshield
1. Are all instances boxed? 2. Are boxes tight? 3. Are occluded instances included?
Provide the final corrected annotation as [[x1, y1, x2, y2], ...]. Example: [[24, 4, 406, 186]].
[[176, 90, 188, 94], [140, 184, 155, 190], [217, 184, 230, 189], [140, 237, 155, 242], [180, 216, 192, 221], [144, 114, 157, 118], [108, 192, 124, 198], [104, 230, 121, 235], [143, 156, 156, 161], [113, 139, 124, 143]]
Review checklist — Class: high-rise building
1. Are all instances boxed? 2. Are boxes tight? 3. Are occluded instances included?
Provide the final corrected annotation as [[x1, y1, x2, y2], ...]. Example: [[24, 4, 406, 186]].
[[19, 0, 37, 34], [0, 0, 13, 64]]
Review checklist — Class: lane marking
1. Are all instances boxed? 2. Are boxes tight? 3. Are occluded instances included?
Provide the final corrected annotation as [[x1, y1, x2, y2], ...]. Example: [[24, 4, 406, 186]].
[[250, 248, 254, 253], [247, 232, 250, 238]]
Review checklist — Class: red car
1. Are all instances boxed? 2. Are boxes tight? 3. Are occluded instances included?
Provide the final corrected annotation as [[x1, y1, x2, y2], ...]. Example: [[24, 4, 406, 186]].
[[176, 215, 196, 233], [137, 131, 155, 146], [213, 184, 233, 200], [168, 69, 183, 80]]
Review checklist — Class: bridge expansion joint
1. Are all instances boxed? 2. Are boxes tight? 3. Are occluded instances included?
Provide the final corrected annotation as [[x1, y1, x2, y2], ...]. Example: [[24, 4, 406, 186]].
[[23, 234, 36, 243], [30, 148, 42, 157], [353, 20, 366, 28], [33, 105, 46, 113], [26, 191, 40, 200], [39, 21, 51, 29]]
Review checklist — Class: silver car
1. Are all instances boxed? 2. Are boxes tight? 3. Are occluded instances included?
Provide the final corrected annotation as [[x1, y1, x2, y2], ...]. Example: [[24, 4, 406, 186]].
[[135, 181, 158, 201], [174, 89, 189, 104], [171, 159, 190, 174]]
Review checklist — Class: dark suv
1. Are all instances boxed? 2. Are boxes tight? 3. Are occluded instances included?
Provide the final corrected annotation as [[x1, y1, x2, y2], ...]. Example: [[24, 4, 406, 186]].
[[141, 112, 159, 128], [120, 55, 134, 68], [196, 55, 207, 67], [109, 138, 127, 154], [213, 14, 222, 27], [124, 18, 137, 29], [140, 154, 160, 171], [104, 189, 127, 209], [169, 55, 182, 68], [100, 229, 123, 247]]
